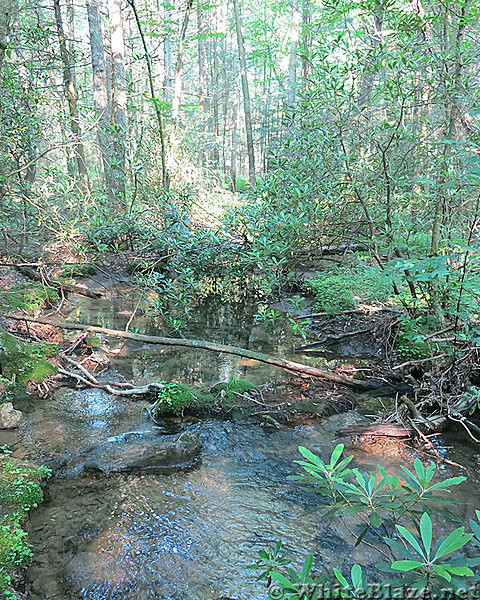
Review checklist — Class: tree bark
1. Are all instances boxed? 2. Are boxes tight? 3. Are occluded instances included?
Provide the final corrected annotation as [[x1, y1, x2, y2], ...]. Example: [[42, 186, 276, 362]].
[[4, 314, 376, 389], [287, 0, 300, 106], [53, 0, 89, 189], [0, 0, 15, 74], [127, 0, 168, 189], [168, 0, 194, 170], [108, 0, 128, 206], [233, 0, 256, 188], [357, 2, 384, 109], [197, 0, 208, 112], [86, 0, 114, 195]]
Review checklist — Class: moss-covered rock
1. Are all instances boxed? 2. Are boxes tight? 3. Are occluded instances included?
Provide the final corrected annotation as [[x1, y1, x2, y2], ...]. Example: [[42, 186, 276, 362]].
[[150, 379, 256, 418], [0, 329, 58, 397], [0, 284, 59, 315], [151, 383, 215, 417]]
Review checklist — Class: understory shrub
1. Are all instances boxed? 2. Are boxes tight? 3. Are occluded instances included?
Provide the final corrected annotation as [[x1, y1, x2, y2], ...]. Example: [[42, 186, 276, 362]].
[[303, 265, 394, 312], [0, 452, 50, 599], [253, 444, 480, 599]]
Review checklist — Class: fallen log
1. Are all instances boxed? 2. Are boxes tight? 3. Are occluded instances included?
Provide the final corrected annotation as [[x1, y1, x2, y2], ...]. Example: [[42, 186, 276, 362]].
[[338, 423, 413, 438], [4, 313, 381, 389], [15, 266, 101, 299]]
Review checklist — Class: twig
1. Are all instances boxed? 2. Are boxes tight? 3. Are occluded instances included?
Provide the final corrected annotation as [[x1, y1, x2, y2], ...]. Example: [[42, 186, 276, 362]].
[[392, 353, 447, 371]]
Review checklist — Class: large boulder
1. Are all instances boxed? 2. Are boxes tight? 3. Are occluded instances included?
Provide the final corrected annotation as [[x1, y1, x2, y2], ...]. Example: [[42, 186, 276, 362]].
[[0, 402, 22, 428], [49, 428, 202, 477]]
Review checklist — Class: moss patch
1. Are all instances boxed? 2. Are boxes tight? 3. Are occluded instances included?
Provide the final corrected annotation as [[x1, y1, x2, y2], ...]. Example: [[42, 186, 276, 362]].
[[0, 329, 58, 395], [151, 379, 256, 417], [0, 453, 50, 599], [152, 383, 215, 416], [0, 284, 59, 315]]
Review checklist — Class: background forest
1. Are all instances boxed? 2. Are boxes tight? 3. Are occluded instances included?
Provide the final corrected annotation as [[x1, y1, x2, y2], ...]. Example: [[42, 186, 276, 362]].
[[0, 0, 480, 374]]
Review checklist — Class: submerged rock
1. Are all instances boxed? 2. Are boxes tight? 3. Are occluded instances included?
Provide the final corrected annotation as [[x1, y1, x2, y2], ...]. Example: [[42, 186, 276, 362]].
[[0, 401, 23, 428], [48, 429, 202, 477]]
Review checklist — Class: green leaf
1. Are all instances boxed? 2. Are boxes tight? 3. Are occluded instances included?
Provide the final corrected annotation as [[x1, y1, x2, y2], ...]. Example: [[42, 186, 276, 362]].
[[330, 444, 344, 468], [355, 526, 370, 547], [333, 567, 349, 588], [391, 560, 424, 572], [370, 511, 382, 527], [448, 566, 474, 577], [351, 564, 363, 589], [432, 564, 452, 581], [414, 458, 425, 480], [301, 554, 314, 580], [396, 525, 425, 558], [271, 571, 295, 590], [419, 513, 432, 559], [428, 476, 467, 492], [434, 528, 473, 560]]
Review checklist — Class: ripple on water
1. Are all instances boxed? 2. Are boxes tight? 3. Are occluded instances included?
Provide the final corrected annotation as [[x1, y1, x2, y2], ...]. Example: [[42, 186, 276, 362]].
[[25, 416, 371, 600]]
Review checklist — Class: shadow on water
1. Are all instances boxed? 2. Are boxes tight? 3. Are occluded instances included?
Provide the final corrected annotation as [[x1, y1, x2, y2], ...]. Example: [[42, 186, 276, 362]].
[[3, 293, 480, 599]]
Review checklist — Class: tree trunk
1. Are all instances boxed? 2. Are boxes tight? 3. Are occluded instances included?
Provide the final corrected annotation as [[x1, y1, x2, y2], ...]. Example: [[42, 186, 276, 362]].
[[163, 0, 172, 97], [0, 0, 15, 74], [233, 0, 256, 188], [108, 0, 128, 206], [287, 0, 300, 107], [127, 0, 168, 189], [301, 0, 311, 90], [197, 0, 208, 112], [357, 2, 384, 109], [168, 0, 194, 171], [86, 0, 114, 195], [53, 0, 89, 189]]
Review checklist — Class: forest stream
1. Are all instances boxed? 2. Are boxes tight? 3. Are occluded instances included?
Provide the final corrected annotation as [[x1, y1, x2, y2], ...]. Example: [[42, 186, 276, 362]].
[[2, 287, 480, 600]]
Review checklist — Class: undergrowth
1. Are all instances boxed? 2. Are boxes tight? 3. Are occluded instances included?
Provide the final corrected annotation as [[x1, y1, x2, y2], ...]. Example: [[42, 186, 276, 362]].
[[0, 450, 50, 599]]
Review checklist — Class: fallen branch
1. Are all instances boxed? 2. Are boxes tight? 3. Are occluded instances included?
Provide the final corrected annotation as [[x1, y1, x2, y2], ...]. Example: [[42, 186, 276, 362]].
[[4, 313, 385, 389], [57, 366, 164, 397], [15, 266, 101, 299]]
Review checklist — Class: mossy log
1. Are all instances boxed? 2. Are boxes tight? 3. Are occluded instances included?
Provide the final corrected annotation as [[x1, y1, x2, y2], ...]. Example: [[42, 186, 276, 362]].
[[4, 313, 379, 389]]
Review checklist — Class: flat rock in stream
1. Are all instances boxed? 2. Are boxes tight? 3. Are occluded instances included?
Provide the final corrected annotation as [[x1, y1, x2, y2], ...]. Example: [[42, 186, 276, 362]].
[[49, 429, 202, 477]]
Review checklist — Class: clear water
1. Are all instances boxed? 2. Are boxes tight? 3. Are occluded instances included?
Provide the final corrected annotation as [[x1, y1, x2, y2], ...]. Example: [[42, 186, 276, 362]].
[[3, 289, 480, 600]]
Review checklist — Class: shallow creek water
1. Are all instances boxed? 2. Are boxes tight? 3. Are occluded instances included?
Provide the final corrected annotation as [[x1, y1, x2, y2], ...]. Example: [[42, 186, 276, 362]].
[[3, 289, 480, 599]]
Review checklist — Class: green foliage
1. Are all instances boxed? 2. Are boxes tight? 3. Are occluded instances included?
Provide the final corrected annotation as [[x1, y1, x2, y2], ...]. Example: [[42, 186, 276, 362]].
[[59, 263, 97, 278], [254, 445, 479, 599], [151, 383, 215, 416], [303, 266, 393, 313], [150, 378, 256, 417], [0, 329, 58, 395], [0, 285, 59, 315], [0, 454, 50, 599]]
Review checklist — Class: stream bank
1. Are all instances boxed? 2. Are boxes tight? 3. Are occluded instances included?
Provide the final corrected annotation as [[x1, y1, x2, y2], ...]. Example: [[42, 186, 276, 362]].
[[1, 272, 480, 599]]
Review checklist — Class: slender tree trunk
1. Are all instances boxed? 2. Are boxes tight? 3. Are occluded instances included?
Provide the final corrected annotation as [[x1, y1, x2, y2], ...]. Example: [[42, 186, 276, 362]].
[[53, 0, 89, 189], [127, 0, 168, 189], [357, 2, 384, 109], [163, 0, 172, 97], [287, 0, 300, 106], [168, 0, 194, 170], [86, 0, 114, 194], [197, 0, 208, 112], [301, 0, 311, 90], [430, 0, 471, 256], [232, 0, 256, 188], [0, 0, 15, 74], [108, 0, 128, 206]]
